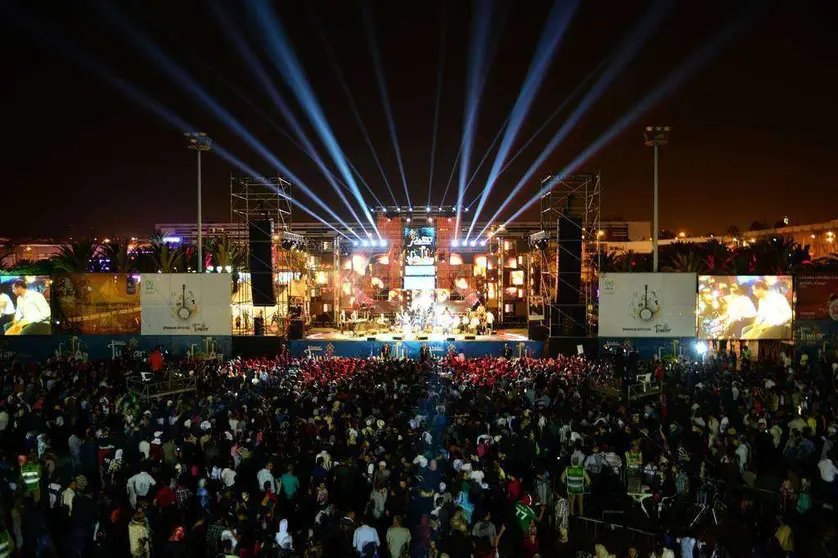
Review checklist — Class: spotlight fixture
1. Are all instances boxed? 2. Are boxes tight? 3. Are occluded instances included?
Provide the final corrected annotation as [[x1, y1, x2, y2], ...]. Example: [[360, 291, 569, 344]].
[[379, 239, 387, 247], [352, 241, 359, 247], [361, 240, 369, 247], [426, 206, 431, 212], [427, 217, 433, 223], [451, 240, 460, 247], [406, 217, 412, 223], [470, 241, 477, 247], [464, 207, 469, 213], [480, 240, 487, 246]]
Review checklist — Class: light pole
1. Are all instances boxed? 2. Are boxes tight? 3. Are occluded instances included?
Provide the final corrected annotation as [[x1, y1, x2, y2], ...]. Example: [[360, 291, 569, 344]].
[[185, 132, 212, 273], [644, 125, 670, 272]]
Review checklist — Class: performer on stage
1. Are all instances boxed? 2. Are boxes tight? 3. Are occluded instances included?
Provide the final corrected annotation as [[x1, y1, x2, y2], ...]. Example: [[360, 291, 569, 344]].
[[0, 290, 15, 332], [4, 280, 50, 335], [742, 280, 792, 339]]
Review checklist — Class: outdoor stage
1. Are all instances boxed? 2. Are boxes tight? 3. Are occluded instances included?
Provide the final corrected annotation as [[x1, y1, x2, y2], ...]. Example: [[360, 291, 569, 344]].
[[290, 327, 543, 359]]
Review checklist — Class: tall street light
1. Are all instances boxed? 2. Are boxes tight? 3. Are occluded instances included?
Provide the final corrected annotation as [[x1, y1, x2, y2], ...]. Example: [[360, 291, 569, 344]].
[[644, 125, 670, 272], [185, 132, 212, 273]]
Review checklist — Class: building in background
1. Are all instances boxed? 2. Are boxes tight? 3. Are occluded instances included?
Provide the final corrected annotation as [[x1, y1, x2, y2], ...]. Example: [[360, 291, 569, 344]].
[[743, 219, 838, 260]]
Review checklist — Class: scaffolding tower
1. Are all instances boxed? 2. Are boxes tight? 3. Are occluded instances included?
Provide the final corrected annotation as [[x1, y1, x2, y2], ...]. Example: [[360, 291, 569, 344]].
[[536, 173, 601, 337], [230, 176, 295, 334]]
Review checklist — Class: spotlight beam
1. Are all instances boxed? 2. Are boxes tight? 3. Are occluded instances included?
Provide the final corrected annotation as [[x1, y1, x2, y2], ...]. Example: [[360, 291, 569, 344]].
[[308, 3, 399, 206], [490, 3, 764, 233], [97, 2, 361, 238], [466, 0, 579, 240], [250, 0, 380, 237], [480, 0, 670, 232], [427, 4, 449, 208], [153, 7, 382, 211], [361, 0, 411, 207], [455, 0, 498, 238], [211, 0, 370, 236], [16, 11, 351, 240], [439, 145, 462, 207]]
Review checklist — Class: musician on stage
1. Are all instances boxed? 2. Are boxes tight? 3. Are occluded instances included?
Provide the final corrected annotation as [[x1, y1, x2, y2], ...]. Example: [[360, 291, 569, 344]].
[[419, 343, 431, 362], [742, 280, 793, 339], [0, 291, 14, 332], [4, 280, 50, 335]]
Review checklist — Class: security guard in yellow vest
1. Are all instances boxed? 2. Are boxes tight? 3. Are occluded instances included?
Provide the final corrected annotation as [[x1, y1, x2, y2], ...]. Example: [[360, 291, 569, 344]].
[[560, 455, 591, 516], [0, 527, 13, 558], [624, 443, 643, 492], [20, 452, 41, 503]]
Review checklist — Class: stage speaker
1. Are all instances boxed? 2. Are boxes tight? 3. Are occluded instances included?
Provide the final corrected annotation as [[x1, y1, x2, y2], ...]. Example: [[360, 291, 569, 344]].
[[446, 337, 456, 342], [288, 319, 304, 340], [555, 214, 585, 336], [418, 336, 428, 341], [249, 220, 275, 306], [528, 322, 549, 341], [464, 335, 476, 340], [393, 336, 403, 341], [366, 337, 376, 342], [253, 316, 265, 336]]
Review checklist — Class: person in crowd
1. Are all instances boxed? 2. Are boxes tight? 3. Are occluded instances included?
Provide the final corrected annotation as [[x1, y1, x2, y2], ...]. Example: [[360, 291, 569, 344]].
[[0, 348, 836, 557]]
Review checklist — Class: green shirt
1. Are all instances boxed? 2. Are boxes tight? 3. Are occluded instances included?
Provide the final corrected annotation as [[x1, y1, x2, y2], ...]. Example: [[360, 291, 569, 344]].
[[515, 503, 537, 531], [280, 473, 299, 499]]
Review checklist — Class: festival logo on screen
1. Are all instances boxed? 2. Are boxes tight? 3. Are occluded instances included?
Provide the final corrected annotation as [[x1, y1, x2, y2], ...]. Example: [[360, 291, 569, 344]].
[[795, 275, 838, 321], [141, 274, 232, 336], [598, 273, 696, 337], [0, 275, 52, 336], [697, 275, 793, 340], [403, 227, 436, 266]]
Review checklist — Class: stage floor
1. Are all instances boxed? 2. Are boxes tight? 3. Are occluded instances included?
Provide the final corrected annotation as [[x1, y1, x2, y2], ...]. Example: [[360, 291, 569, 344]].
[[304, 327, 530, 342]]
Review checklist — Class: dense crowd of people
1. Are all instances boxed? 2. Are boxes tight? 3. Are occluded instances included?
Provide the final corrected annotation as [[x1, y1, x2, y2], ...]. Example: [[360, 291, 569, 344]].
[[0, 344, 837, 557]]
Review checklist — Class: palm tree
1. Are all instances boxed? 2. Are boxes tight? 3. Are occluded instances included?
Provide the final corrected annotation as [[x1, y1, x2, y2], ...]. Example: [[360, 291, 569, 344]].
[[149, 231, 182, 273], [209, 233, 244, 272], [662, 251, 707, 273], [100, 241, 133, 273], [51, 239, 100, 273]]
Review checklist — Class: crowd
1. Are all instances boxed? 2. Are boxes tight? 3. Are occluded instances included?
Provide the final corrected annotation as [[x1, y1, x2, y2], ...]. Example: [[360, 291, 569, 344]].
[[0, 343, 836, 557]]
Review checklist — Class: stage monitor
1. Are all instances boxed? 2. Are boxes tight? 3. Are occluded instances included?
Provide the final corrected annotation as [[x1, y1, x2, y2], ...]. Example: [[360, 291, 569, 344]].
[[697, 275, 793, 339], [0, 275, 52, 335]]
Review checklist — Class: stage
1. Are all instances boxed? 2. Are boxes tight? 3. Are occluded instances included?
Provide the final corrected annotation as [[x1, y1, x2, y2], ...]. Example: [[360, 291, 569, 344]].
[[303, 327, 530, 342], [290, 327, 543, 359]]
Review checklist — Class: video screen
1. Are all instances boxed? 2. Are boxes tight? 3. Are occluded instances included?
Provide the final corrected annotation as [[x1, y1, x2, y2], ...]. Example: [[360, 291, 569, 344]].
[[0, 275, 52, 335], [403, 226, 436, 266], [697, 275, 793, 339], [52, 274, 141, 334]]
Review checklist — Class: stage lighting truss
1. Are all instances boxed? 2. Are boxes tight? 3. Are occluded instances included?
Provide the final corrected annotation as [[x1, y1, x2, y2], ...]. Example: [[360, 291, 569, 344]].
[[350, 238, 389, 253], [451, 238, 490, 252]]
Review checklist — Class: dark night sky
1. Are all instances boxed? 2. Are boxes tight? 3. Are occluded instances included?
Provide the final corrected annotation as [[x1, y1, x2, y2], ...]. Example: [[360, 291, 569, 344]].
[[2, 1, 837, 240]]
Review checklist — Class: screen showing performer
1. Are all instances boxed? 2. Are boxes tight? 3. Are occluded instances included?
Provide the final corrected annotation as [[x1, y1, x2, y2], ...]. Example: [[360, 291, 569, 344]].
[[0, 275, 52, 335], [697, 275, 792, 339]]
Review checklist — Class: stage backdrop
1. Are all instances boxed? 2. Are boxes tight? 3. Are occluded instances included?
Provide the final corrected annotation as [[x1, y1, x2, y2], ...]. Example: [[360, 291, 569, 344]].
[[53, 274, 141, 334], [141, 274, 232, 335], [0, 274, 52, 335], [697, 275, 793, 340], [598, 273, 697, 337], [795, 275, 838, 322]]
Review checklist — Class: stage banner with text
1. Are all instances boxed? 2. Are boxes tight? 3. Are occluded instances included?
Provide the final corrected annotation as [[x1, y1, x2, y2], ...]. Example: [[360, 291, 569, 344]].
[[141, 274, 232, 335], [53, 274, 141, 334], [598, 273, 697, 337], [795, 275, 838, 322]]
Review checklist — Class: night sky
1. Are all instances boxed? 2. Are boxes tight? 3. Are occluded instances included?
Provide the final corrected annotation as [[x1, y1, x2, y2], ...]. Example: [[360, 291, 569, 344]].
[[2, 1, 836, 240]]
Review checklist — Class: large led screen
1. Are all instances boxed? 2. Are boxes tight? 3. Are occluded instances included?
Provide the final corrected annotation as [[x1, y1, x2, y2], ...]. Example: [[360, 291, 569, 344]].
[[53, 274, 141, 334], [403, 227, 435, 266], [697, 275, 793, 339], [0, 275, 52, 335], [141, 273, 232, 335], [795, 275, 838, 322], [598, 273, 697, 337]]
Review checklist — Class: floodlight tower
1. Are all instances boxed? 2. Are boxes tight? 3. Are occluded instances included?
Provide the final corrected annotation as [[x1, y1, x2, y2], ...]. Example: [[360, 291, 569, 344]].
[[644, 125, 670, 272], [185, 132, 213, 273]]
